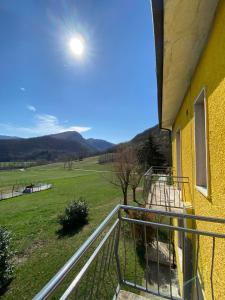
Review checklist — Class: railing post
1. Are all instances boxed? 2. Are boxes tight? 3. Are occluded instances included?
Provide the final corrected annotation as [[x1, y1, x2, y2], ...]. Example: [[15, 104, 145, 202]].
[[183, 218, 194, 300], [114, 209, 122, 284]]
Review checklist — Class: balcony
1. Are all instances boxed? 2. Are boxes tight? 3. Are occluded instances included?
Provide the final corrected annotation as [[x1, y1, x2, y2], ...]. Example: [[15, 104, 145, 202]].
[[33, 205, 225, 300], [143, 167, 190, 212]]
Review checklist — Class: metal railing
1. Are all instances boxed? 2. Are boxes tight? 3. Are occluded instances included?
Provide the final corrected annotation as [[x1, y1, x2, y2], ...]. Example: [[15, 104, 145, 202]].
[[149, 175, 190, 209], [143, 166, 191, 209], [143, 166, 173, 202], [33, 205, 225, 300]]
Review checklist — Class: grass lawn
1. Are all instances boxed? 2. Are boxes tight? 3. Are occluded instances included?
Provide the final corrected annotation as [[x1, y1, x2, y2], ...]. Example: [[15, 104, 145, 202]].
[[0, 157, 144, 299], [0, 157, 120, 298]]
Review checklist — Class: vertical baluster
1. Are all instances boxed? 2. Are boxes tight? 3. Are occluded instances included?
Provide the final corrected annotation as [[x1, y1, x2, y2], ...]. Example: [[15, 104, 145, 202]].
[[132, 222, 137, 287], [179, 182, 182, 208], [106, 229, 118, 293], [169, 228, 172, 298], [168, 182, 171, 206], [73, 286, 79, 300], [108, 231, 119, 297], [108, 237, 118, 296], [88, 255, 100, 300], [182, 225, 185, 296], [164, 180, 166, 208], [114, 220, 122, 285], [95, 243, 107, 297], [101, 237, 113, 298], [211, 237, 215, 300], [159, 180, 161, 206], [174, 185, 175, 208], [195, 235, 200, 300], [144, 224, 149, 292], [108, 227, 116, 270], [123, 220, 127, 279], [156, 227, 160, 295]]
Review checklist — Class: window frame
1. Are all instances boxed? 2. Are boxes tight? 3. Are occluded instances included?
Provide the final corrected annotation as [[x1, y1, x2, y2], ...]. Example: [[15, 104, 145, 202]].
[[176, 128, 182, 178], [194, 87, 209, 198]]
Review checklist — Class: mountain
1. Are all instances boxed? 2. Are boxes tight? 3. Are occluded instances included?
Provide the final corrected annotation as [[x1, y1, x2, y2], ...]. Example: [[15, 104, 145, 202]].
[[0, 131, 114, 162], [0, 126, 170, 163], [105, 125, 171, 165], [86, 138, 114, 152], [130, 125, 171, 165], [0, 135, 21, 140]]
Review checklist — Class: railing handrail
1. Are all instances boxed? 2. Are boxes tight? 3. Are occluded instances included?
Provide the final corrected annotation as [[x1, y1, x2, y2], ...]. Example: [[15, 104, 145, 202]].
[[33, 204, 225, 300], [33, 205, 120, 300], [60, 219, 120, 300], [144, 166, 173, 176], [149, 175, 189, 183], [120, 204, 225, 224], [121, 216, 225, 239]]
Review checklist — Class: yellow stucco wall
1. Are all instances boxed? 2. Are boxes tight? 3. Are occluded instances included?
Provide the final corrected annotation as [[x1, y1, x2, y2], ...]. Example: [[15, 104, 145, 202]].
[[172, 1, 225, 299]]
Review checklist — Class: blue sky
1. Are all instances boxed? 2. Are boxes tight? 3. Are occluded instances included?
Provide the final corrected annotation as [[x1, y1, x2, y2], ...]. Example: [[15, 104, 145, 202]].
[[0, 0, 158, 143]]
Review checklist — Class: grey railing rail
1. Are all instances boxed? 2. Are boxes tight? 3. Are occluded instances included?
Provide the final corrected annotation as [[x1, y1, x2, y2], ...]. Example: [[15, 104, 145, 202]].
[[149, 175, 190, 209], [144, 166, 173, 176], [33, 205, 225, 300], [143, 166, 173, 202], [33, 205, 120, 300], [143, 165, 190, 209]]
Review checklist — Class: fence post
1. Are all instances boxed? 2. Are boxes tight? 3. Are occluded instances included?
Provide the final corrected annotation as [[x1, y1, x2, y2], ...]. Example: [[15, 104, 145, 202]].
[[114, 210, 122, 284]]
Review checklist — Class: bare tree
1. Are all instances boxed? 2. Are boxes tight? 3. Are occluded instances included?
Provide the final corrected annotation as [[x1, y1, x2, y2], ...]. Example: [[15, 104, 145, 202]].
[[63, 155, 74, 170], [129, 167, 143, 202], [109, 145, 134, 205], [127, 147, 143, 202]]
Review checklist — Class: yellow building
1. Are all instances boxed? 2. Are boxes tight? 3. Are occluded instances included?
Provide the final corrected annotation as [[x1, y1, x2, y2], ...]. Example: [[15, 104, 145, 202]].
[[152, 0, 225, 299]]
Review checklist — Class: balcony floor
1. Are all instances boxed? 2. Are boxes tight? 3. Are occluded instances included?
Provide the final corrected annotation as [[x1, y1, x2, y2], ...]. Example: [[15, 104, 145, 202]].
[[146, 177, 184, 213], [117, 290, 165, 300]]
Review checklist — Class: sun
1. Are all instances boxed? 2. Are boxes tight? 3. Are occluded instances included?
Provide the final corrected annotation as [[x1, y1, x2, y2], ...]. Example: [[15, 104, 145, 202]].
[[69, 37, 85, 57]]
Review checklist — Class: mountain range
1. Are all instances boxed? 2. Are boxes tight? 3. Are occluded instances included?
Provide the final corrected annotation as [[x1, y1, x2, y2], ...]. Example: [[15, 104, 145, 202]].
[[0, 131, 114, 162], [0, 135, 21, 140], [0, 125, 171, 164]]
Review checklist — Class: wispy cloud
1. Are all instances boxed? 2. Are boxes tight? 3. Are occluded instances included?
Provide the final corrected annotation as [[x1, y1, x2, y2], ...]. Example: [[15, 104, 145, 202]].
[[20, 87, 26, 92], [27, 105, 36, 112], [0, 114, 91, 137]]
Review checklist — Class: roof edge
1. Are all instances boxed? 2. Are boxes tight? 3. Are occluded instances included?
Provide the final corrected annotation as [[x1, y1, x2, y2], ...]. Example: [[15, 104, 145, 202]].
[[151, 0, 164, 128]]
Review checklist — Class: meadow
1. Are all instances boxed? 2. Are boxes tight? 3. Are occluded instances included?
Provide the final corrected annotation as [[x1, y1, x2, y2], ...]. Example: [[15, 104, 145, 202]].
[[0, 157, 143, 299]]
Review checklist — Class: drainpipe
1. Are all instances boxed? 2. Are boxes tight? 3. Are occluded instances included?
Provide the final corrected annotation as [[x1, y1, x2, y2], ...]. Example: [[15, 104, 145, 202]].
[[160, 127, 172, 168]]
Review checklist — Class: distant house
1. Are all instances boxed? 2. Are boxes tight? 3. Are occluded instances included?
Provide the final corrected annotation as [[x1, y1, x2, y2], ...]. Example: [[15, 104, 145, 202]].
[[152, 0, 225, 299]]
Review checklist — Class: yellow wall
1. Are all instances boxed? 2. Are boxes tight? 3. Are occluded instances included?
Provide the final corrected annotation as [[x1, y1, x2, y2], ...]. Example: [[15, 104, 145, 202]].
[[172, 1, 225, 299]]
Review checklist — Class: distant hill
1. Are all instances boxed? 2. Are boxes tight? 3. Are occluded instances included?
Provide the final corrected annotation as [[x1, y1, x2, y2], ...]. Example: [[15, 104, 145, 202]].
[[0, 131, 114, 162], [105, 125, 171, 165], [130, 125, 171, 165], [86, 138, 114, 152], [0, 126, 170, 163], [0, 135, 21, 140]]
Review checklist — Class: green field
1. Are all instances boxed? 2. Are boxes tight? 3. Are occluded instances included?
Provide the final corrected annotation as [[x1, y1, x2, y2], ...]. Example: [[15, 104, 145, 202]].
[[0, 157, 144, 299]]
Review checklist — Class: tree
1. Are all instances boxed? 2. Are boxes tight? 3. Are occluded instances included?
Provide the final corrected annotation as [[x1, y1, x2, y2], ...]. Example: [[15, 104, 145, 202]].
[[110, 145, 133, 205], [63, 155, 74, 170], [129, 166, 143, 202], [138, 135, 166, 171]]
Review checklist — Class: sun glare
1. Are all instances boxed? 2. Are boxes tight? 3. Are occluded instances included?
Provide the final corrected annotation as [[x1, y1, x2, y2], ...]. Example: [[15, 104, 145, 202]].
[[69, 37, 85, 57]]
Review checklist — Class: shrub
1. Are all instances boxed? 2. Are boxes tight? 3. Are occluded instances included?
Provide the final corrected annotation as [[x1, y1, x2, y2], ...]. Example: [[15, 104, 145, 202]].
[[0, 226, 14, 290], [58, 198, 89, 231], [128, 210, 156, 246]]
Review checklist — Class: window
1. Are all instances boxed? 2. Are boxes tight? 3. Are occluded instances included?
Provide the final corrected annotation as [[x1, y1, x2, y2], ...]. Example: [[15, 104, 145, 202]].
[[194, 89, 208, 193], [176, 129, 182, 178]]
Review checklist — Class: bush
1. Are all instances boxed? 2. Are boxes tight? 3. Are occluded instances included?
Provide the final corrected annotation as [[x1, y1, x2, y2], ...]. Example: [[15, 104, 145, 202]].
[[58, 198, 89, 231], [0, 226, 14, 290]]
